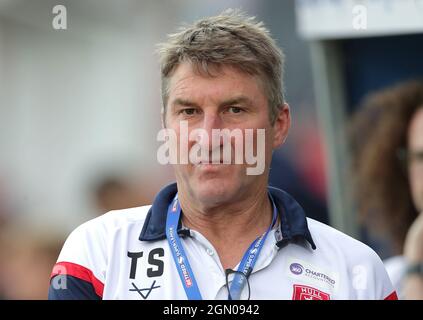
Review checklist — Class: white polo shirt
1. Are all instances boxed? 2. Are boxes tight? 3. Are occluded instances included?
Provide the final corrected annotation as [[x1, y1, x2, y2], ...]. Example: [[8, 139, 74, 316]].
[[49, 183, 397, 300]]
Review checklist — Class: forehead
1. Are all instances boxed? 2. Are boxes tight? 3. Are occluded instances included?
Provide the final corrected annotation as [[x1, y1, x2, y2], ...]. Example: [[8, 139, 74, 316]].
[[408, 107, 423, 149], [167, 63, 266, 105]]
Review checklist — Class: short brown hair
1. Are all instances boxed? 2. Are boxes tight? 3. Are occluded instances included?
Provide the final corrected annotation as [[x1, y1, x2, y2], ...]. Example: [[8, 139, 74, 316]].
[[157, 9, 285, 124]]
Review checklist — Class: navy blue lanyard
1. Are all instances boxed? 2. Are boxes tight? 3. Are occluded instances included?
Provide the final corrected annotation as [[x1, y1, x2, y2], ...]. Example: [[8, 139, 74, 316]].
[[165, 193, 278, 300]]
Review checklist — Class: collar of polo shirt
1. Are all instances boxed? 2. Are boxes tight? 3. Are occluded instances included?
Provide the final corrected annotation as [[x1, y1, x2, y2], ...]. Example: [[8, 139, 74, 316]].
[[139, 182, 316, 251]]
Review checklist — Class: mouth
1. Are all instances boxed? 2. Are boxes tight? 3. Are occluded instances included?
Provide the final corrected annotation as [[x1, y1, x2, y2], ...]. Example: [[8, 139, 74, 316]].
[[196, 159, 231, 165], [197, 162, 223, 167], [195, 160, 230, 171]]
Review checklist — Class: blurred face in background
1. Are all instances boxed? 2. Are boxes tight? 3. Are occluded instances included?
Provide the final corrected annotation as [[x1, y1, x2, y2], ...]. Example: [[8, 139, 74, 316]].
[[0, 233, 61, 300], [408, 107, 423, 212], [164, 63, 289, 208]]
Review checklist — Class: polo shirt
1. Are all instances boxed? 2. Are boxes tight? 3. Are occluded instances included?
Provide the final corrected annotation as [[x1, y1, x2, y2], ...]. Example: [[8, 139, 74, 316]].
[[48, 183, 397, 300]]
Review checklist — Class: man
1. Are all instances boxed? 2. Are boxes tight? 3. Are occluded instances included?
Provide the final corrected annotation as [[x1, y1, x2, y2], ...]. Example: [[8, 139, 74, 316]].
[[350, 81, 423, 299], [49, 10, 396, 300]]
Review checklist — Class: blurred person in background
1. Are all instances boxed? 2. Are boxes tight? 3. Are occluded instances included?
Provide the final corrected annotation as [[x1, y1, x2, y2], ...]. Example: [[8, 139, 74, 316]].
[[94, 177, 136, 213], [0, 180, 15, 230], [92, 175, 148, 214], [269, 151, 328, 225], [0, 177, 63, 299], [0, 226, 62, 299], [0, 234, 7, 299], [48, 10, 396, 300], [350, 80, 423, 299], [0, 180, 16, 299]]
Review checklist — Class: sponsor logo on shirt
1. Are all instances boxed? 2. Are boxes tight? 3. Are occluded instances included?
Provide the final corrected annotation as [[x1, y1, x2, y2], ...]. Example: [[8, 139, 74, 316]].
[[290, 263, 304, 275], [287, 257, 339, 292], [292, 284, 330, 300]]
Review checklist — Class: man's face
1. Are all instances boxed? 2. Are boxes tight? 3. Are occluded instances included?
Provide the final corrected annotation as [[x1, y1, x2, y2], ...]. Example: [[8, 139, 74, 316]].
[[408, 107, 423, 212], [164, 63, 289, 207]]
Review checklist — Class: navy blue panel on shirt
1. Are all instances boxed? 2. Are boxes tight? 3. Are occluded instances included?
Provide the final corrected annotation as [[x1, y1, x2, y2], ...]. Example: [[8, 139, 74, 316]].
[[48, 275, 101, 300]]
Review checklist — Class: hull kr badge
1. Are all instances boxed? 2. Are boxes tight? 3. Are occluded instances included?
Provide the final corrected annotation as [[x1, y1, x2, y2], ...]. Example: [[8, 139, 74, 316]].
[[292, 284, 330, 300]]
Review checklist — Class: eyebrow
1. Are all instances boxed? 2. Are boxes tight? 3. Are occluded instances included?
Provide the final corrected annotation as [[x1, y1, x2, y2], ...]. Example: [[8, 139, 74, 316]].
[[218, 96, 253, 108], [171, 96, 253, 109], [172, 98, 200, 108]]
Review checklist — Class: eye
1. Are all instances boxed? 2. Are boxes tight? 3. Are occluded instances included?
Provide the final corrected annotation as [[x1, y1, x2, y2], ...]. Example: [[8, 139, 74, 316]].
[[179, 108, 198, 116], [227, 106, 243, 114]]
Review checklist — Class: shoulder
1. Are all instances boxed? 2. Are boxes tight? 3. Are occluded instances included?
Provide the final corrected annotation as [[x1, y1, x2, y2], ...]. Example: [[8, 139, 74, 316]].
[[86, 205, 152, 228], [49, 205, 153, 300], [70, 205, 152, 239], [307, 218, 380, 260], [306, 218, 397, 299], [57, 205, 152, 266]]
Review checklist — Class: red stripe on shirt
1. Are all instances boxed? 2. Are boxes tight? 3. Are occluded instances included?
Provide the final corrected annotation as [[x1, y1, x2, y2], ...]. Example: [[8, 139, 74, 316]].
[[51, 261, 104, 298], [384, 291, 398, 300]]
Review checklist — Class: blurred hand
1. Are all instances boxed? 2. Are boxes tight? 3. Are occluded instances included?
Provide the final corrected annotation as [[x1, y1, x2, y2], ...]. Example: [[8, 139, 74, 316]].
[[403, 213, 423, 299]]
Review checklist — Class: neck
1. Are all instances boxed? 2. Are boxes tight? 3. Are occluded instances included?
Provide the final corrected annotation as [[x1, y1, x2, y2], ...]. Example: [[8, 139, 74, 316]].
[[177, 187, 273, 269]]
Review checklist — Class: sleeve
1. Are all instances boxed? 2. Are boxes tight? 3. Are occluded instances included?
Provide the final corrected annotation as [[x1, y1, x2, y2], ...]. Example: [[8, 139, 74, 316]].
[[383, 255, 406, 299], [48, 220, 108, 300], [351, 246, 398, 300]]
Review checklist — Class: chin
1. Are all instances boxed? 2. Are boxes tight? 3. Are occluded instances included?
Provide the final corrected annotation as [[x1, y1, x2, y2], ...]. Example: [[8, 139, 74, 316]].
[[194, 179, 239, 205]]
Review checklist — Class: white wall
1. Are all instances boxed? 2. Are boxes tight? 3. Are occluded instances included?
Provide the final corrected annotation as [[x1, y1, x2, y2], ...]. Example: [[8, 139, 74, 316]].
[[0, 0, 168, 232], [0, 0, 251, 233]]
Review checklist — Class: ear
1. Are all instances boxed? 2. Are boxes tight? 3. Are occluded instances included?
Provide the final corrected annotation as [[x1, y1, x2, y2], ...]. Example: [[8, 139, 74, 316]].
[[272, 103, 291, 149]]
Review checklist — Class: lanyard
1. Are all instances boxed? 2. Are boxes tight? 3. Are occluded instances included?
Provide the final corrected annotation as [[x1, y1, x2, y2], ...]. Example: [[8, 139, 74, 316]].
[[165, 193, 278, 300], [227, 197, 277, 300]]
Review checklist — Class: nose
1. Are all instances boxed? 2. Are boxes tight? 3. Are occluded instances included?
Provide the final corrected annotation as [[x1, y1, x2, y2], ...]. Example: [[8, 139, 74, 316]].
[[203, 111, 223, 134], [196, 111, 223, 151]]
